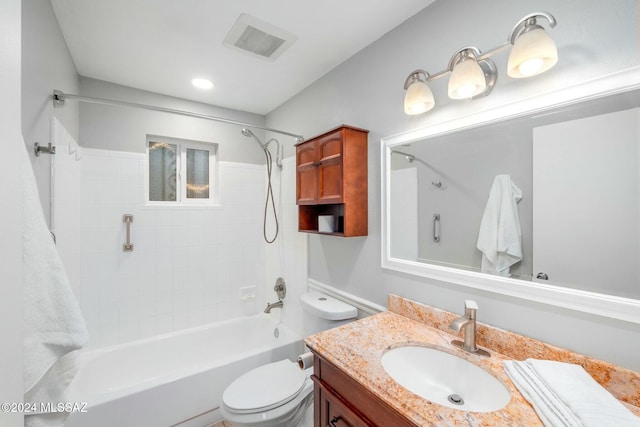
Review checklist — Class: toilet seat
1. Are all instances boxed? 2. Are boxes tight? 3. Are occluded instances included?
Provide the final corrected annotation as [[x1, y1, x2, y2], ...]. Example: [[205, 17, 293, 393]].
[[222, 359, 307, 414]]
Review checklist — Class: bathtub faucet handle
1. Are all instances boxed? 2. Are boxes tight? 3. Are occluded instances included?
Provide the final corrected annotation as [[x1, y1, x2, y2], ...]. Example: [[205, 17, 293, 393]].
[[274, 277, 286, 300]]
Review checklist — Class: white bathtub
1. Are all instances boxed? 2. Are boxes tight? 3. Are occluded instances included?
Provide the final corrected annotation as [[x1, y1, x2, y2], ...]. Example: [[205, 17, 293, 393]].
[[64, 314, 304, 427]]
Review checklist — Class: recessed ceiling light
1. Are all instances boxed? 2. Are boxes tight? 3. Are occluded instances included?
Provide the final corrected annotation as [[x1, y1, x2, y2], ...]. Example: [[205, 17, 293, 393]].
[[192, 78, 214, 90]]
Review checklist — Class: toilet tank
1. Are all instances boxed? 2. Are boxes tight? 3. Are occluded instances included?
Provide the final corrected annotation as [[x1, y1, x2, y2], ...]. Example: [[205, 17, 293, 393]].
[[300, 291, 358, 336]]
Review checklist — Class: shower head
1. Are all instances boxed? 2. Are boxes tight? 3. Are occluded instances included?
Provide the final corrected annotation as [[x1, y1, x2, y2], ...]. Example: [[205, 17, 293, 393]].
[[241, 128, 266, 149], [392, 150, 416, 163]]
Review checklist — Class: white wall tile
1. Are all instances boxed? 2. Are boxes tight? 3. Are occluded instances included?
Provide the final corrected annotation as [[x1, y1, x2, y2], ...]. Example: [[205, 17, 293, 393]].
[[54, 149, 308, 349]]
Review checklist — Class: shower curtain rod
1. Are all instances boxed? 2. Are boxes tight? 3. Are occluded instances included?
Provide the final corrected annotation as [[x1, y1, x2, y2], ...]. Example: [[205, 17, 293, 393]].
[[52, 90, 305, 142]]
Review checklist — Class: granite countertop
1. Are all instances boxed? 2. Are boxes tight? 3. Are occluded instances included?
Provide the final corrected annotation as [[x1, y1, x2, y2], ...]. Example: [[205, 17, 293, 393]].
[[304, 295, 640, 426]]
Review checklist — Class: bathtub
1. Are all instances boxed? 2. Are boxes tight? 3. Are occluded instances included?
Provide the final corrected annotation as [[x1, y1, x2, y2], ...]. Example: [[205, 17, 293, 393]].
[[63, 314, 304, 427]]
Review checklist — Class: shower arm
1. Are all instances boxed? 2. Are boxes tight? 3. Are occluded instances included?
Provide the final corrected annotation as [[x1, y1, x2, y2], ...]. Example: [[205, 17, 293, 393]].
[[52, 90, 305, 143]]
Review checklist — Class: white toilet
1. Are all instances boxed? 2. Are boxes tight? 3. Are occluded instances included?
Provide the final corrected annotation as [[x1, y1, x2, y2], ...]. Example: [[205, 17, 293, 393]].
[[220, 291, 358, 427]]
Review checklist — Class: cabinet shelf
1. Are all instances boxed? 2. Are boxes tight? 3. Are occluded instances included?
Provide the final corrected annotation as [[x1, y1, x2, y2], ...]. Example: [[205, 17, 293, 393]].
[[296, 125, 368, 237]]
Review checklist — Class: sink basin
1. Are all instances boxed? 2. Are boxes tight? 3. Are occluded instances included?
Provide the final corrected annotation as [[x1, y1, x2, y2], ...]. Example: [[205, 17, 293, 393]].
[[381, 345, 510, 412]]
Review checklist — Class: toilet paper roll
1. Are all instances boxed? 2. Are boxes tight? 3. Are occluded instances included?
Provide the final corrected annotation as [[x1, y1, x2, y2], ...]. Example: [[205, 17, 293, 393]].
[[297, 352, 314, 370]]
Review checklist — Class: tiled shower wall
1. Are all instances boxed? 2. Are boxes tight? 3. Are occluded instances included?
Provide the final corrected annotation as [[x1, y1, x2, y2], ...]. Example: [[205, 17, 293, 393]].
[[56, 146, 270, 348]]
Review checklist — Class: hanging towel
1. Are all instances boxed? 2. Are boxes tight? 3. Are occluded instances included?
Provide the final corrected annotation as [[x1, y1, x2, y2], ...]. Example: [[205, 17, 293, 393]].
[[476, 174, 523, 276], [21, 134, 88, 423], [503, 359, 640, 427]]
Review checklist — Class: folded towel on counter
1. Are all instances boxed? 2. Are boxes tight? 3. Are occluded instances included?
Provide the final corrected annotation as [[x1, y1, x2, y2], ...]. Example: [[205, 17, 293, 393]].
[[503, 359, 640, 427], [21, 133, 89, 426], [476, 174, 523, 277]]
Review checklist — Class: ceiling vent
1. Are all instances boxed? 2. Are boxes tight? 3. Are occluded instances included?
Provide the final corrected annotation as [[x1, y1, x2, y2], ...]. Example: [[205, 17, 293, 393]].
[[223, 14, 297, 61]]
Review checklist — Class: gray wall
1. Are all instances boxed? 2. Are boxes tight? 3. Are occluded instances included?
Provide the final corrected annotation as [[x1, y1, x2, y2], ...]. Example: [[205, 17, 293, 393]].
[[413, 127, 532, 278], [22, 0, 80, 225], [1, 0, 24, 425], [79, 77, 268, 164], [266, 0, 640, 371]]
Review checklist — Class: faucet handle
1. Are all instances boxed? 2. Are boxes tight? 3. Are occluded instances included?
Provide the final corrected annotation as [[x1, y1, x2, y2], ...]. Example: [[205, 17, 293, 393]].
[[464, 300, 478, 310], [464, 300, 478, 319]]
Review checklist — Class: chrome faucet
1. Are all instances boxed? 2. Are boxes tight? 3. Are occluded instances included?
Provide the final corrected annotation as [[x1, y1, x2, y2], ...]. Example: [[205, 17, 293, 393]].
[[449, 300, 481, 354], [264, 300, 283, 313]]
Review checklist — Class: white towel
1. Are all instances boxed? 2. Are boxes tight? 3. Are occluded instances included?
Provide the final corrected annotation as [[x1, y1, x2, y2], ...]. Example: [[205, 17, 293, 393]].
[[503, 359, 640, 427], [21, 135, 88, 422], [476, 174, 523, 276]]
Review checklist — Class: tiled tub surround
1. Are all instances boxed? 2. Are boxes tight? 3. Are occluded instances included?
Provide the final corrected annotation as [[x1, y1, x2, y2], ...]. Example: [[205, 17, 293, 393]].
[[58, 148, 269, 347], [305, 295, 640, 426]]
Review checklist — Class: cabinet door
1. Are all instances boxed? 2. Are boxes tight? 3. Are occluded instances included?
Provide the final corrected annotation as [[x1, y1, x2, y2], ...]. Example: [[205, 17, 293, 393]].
[[317, 130, 343, 204], [296, 140, 318, 205], [318, 384, 374, 427]]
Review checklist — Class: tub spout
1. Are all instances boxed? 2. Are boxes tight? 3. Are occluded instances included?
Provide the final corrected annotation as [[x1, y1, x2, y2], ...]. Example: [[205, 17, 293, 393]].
[[264, 300, 283, 313]]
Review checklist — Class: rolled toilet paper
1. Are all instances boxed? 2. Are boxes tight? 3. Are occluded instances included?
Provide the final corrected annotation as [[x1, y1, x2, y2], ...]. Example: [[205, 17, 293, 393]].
[[297, 352, 314, 370]]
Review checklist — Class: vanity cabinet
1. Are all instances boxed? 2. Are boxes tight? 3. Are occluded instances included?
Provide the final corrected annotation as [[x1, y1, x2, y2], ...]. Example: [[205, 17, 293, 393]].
[[311, 351, 417, 427], [296, 125, 368, 237]]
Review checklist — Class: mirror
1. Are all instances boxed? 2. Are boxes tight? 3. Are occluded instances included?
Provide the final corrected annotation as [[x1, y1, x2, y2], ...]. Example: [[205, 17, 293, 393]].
[[382, 66, 640, 324]]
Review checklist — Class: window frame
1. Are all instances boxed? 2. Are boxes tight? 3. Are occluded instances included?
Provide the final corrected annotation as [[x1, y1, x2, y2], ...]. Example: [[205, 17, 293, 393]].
[[145, 135, 219, 206]]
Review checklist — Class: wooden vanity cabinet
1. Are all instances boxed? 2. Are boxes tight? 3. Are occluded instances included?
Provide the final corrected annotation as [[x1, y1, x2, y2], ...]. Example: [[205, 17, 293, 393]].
[[311, 351, 417, 427], [296, 125, 368, 237]]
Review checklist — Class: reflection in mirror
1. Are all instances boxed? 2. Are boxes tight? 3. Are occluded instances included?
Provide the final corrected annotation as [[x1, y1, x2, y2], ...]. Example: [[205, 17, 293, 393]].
[[388, 85, 640, 301]]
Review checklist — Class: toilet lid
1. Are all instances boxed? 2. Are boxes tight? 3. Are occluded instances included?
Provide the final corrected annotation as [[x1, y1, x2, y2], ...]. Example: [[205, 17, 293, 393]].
[[223, 359, 306, 413]]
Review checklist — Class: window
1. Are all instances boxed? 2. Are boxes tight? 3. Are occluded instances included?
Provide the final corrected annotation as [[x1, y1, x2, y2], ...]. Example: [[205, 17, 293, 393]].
[[147, 135, 218, 205]]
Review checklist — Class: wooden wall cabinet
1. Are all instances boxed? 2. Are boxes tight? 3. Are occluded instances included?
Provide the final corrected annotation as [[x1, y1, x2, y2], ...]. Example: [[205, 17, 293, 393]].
[[296, 125, 368, 237], [311, 351, 417, 427]]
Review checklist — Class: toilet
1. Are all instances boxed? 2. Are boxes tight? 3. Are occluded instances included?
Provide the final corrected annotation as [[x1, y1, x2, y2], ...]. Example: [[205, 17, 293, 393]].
[[220, 291, 358, 427]]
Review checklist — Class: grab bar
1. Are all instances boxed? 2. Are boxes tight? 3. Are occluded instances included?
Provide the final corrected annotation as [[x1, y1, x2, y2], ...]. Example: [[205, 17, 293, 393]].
[[123, 214, 134, 252], [433, 213, 440, 242]]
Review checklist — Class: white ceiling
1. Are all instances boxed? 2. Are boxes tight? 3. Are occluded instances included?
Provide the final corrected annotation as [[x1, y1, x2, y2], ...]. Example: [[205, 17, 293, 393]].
[[50, 0, 435, 115]]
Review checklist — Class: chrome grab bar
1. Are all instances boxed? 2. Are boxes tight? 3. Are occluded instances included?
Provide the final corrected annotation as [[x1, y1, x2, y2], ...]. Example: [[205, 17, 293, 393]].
[[433, 213, 440, 242], [123, 214, 134, 252]]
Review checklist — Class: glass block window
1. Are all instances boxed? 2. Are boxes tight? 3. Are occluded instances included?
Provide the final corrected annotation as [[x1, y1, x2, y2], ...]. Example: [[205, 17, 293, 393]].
[[146, 136, 217, 205]]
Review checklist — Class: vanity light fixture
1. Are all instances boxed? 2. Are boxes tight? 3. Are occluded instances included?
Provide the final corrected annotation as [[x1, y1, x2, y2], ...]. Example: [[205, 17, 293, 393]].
[[403, 11, 558, 115], [447, 47, 497, 100], [507, 12, 558, 78], [403, 70, 435, 114]]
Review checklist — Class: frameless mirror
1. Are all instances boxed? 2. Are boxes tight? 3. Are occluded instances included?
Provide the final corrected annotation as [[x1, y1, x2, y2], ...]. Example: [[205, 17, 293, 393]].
[[382, 66, 640, 324]]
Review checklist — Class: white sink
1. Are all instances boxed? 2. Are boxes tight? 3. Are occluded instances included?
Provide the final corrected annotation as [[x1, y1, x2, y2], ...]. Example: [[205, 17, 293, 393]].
[[381, 345, 510, 412]]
